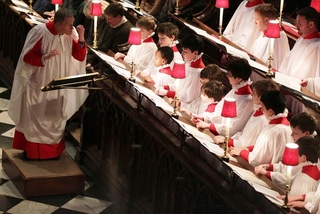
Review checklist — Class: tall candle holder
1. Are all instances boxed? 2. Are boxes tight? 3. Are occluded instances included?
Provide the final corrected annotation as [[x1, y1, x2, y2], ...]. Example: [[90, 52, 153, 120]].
[[90, 0, 102, 50], [127, 28, 141, 83], [221, 98, 237, 162], [215, 0, 229, 39], [265, 20, 280, 78], [281, 143, 299, 211], [28, 0, 33, 14], [174, 0, 179, 15], [135, 0, 140, 10], [279, 0, 284, 26], [171, 60, 186, 119]]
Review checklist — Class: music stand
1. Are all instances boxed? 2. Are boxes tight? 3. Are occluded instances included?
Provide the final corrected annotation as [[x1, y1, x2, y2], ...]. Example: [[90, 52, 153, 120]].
[[41, 72, 107, 92]]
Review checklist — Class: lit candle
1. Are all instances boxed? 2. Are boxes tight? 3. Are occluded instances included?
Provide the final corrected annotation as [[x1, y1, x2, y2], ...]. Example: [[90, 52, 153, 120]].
[[55, 4, 59, 12], [175, 79, 180, 97], [280, 0, 284, 15], [286, 165, 292, 185], [225, 117, 230, 137], [93, 16, 98, 33], [219, 8, 224, 26], [269, 38, 274, 57]]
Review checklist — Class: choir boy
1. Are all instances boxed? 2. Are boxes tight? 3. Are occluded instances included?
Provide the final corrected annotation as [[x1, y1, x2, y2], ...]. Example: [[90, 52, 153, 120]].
[[114, 16, 157, 71], [230, 90, 292, 167]]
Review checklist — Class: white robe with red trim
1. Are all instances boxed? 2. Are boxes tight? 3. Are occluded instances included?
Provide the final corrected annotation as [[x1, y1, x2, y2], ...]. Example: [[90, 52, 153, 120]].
[[151, 65, 175, 88], [250, 30, 290, 70], [304, 182, 320, 214], [279, 36, 320, 79], [242, 111, 292, 167], [179, 55, 205, 114], [231, 106, 268, 148], [223, 0, 262, 51], [8, 23, 87, 145], [290, 164, 320, 196], [124, 36, 157, 71], [203, 81, 254, 136]]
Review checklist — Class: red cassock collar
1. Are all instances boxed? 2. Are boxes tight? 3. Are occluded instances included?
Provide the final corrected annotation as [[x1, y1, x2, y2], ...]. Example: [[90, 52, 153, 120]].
[[171, 45, 179, 52], [246, 0, 264, 7], [235, 84, 252, 95], [301, 165, 320, 180], [159, 67, 172, 75], [143, 37, 155, 43], [190, 57, 205, 68], [269, 117, 289, 125], [46, 21, 58, 35], [304, 31, 320, 40], [253, 108, 263, 117], [206, 102, 218, 113]]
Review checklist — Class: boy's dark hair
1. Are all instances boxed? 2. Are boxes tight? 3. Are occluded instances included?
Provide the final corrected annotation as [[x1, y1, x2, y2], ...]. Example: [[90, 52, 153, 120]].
[[157, 46, 174, 64], [297, 6, 319, 30], [260, 90, 286, 115], [290, 112, 316, 134], [254, 3, 278, 20], [201, 80, 224, 102], [296, 136, 320, 163], [200, 64, 223, 81], [252, 79, 280, 97], [104, 2, 124, 17], [226, 58, 252, 81], [157, 22, 179, 40], [54, 8, 74, 23], [181, 34, 203, 54], [136, 16, 156, 31]]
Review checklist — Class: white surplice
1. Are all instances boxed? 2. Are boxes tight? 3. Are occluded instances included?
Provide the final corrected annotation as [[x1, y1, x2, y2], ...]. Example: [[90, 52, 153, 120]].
[[223, 0, 262, 51], [305, 182, 320, 214], [250, 30, 290, 70], [8, 23, 88, 144]]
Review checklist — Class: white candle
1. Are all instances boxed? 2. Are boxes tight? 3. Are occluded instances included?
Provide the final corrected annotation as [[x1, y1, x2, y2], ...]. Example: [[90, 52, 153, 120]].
[[94, 16, 98, 33], [219, 8, 224, 26], [269, 38, 274, 57], [55, 4, 59, 12], [286, 165, 292, 185], [225, 117, 230, 137], [280, 0, 284, 15], [175, 79, 180, 97]]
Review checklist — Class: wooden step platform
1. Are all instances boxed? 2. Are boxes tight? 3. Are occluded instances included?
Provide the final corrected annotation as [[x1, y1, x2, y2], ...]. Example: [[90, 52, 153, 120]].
[[2, 149, 85, 198]]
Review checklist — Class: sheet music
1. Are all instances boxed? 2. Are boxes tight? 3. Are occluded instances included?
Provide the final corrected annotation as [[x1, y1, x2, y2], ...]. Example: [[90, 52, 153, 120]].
[[251, 183, 284, 206], [274, 72, 301, 92], [25, 18, 46, 25], [13, 6, 30, 14], [11, 0, 29, 9], [89, 48, 127, 70], [225, 162, 270, 188]]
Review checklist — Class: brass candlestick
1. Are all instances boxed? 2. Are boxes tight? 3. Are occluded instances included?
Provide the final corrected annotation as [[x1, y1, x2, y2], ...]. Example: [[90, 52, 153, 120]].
[[218, 25, 223, 40], [266, 55, 274, 78], [171, 95, 179, 119], [129, 62, 136, 83], [93, 30, 98, 49], [135, 0, 140, 10], [282, 184, 290, 211], [174, 0, 179, 15], [28, 0, 33, 14], [221, 135, 229, 162]]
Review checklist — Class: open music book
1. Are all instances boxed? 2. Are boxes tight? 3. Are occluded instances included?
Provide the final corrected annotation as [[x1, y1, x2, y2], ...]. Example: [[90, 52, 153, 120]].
[[89, 48, 127, 70]]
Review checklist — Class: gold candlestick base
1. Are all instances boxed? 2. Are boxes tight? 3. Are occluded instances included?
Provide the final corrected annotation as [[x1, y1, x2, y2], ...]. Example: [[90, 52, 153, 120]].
[[266, 56, 275, 78], [28, 0, 33, 15], [282, 184, 290, 211], [129, 62, 136, 83], [92, 30, 98, 50], [135, 0, 140, 10], [171, 95, 179, 119], [222, 136, 229, 162], [218, 25, 223, 40]]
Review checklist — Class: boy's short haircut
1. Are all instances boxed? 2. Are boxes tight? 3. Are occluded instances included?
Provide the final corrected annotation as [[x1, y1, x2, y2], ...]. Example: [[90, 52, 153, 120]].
[[252, 79, 280, 97], [157, 46, 174, 64], [260, 90, 286, 114], [296, 136, 320, 163], [157, 22, 179, 39], [201, 80, 224, 102], [290, 112, 316, 134], [181, 34, 203, 53], [227, 58, 252, 81], [136, 16, 156, 31], [200, 64, 223, 81], [104, 2, 124, 17], [254, 3, 278, 20]]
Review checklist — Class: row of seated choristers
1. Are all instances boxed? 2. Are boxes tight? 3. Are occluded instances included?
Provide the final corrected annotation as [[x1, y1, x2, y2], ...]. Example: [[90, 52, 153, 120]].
[[17, 0, 320, 212]]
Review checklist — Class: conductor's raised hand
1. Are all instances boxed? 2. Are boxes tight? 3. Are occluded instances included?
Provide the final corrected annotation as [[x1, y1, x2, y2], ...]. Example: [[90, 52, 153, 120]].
[[75, 25, 85, 41]]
